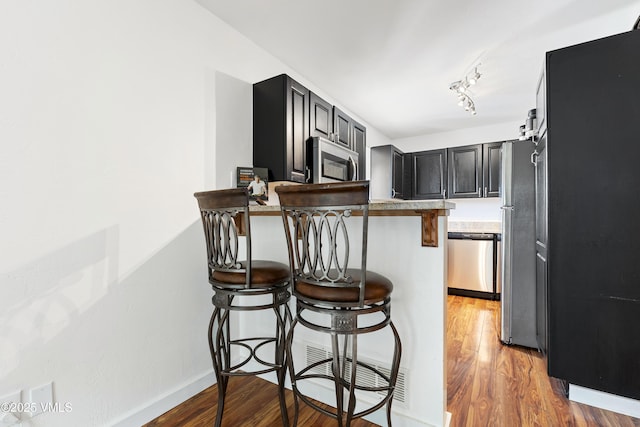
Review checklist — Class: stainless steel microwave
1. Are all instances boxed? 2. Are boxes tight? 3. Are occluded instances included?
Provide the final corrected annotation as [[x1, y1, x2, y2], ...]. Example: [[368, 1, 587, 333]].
[[311, 137, 359, 183]]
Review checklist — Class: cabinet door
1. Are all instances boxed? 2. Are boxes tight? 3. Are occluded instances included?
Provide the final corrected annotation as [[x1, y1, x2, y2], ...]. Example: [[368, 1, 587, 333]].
[[483, 142, 502, 197], [392, 148, 405, 199], [352, 120, 366, 180], [448, 144, 482, 198], [534, 132, 548, 356], [287, 79, 309, 183], [411, 149, 447, 199], [333, 106, 352, 149], [309, 92, 333, 139]]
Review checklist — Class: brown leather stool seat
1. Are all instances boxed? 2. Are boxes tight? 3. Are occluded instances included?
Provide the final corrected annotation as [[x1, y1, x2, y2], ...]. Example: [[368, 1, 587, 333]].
[[295, 269, 393, 304], [211, 260, 290, 287]]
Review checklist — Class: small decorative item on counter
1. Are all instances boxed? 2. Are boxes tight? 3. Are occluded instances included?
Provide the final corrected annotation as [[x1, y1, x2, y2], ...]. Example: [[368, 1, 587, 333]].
[[237, 166, 269, 203]]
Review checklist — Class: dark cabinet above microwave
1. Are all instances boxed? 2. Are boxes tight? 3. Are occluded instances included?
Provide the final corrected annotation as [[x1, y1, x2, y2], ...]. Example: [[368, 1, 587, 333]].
[[309, 91, 333, 140], [253, 74, 366, 183]]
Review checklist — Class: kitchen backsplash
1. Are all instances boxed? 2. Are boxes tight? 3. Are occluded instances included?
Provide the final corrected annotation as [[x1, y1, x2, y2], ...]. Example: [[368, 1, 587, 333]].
[[447, 198, 502, 222]]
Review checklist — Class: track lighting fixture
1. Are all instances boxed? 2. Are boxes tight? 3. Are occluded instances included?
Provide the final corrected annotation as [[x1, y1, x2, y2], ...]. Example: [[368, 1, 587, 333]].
[[449, 65, 481, 115]]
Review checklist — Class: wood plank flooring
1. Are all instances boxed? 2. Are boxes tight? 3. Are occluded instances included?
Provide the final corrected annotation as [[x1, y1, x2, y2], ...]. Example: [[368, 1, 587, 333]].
[[446, 295, 639, 427], [144, 296, 640, 426]]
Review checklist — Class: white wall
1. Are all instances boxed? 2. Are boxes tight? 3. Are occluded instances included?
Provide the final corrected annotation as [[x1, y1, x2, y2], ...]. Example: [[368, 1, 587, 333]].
[[0, 1, 385, 426]]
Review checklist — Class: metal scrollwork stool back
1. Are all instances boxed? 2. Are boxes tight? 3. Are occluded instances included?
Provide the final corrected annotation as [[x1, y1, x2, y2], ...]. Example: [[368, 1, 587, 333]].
[[276, 181, 402, 427], [194, 188, 292, 427]]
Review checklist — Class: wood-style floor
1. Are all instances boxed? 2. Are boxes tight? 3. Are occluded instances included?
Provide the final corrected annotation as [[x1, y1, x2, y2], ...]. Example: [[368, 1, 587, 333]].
[[144, 296, 640, 426]]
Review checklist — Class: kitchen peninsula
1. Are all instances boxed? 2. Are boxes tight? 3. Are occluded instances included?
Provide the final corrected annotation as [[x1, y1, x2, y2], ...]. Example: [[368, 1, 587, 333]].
[[245, 198, 455, 427]]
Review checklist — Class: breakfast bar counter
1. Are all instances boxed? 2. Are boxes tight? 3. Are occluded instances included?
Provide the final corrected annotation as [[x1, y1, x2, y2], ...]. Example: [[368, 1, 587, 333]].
[[251, 199, 454, 248], [244, 198, 455, 427]]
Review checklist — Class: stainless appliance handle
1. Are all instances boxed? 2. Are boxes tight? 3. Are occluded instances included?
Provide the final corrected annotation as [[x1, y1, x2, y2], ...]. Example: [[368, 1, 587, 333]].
[[350, 156, 357, 181]]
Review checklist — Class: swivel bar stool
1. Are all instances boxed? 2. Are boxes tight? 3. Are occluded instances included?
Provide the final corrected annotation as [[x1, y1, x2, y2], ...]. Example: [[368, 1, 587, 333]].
[[194, 188, 291, 427], [276, 181, 402, 427]]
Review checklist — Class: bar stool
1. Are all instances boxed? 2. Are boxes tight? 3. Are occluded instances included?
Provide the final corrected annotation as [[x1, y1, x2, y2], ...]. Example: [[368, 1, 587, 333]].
[[276, 181, 402, 427], [194, 188, 291, 427]]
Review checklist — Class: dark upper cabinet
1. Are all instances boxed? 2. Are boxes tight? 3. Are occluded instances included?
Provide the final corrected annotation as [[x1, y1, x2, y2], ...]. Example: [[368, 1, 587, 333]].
[[447, 142, 502, 199], [332, 106, 367, 180], [253, 74, 310, 183], [309, 91, 333, 140], [410, 149, 447, 199], [448, 144, 482, 198], [483, 142, 502, 197], [370, 145, 405, 199], [392, 149, 405, 199], [253, 74, 366, 183], [333, 106, 352, 149], [352, 119, 367, 180]]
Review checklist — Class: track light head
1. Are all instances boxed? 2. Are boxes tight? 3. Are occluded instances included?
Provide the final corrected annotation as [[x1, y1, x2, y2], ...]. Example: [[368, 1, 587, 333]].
[[449, 64, 481, 115]]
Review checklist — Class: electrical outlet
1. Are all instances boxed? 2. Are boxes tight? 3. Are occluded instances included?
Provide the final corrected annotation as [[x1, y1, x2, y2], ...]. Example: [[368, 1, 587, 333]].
[[0, 390, 22, 426], [28, 382, 53, 417], [0, 412, 21, 427]]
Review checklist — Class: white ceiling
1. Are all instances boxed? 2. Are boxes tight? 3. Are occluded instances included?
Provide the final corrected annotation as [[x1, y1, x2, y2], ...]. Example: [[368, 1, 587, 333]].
[[195, 0, 640, 139]]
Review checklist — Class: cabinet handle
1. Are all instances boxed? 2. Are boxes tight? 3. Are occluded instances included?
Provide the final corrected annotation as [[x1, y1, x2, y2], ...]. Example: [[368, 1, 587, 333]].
[[441, 189, 446, 198], [484, 187, 488, 197], [305, 166, 311, 183], [531, 150, 539, 166], [392, 188, 396, 198], [478, 188, 482, 197]]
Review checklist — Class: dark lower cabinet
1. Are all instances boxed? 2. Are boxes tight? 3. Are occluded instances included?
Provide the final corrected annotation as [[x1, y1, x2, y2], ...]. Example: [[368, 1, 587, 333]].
[[410, 149, 447, 199], [544, 29, 640, 400], [253, 74, 309, 183]]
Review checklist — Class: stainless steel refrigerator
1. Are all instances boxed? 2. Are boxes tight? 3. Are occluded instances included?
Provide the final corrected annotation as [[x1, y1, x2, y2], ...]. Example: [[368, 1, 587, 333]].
[[500, 139, 537, 348]]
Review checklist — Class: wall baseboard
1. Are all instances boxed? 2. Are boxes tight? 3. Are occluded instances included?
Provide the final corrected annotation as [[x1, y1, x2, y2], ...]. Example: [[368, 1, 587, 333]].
[[570, 384, 640, 419], [110, 370, 215, 427]]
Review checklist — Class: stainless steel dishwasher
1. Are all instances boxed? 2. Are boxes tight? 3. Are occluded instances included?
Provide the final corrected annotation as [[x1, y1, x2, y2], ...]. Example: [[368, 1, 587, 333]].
[[447, 232, 500, 300]]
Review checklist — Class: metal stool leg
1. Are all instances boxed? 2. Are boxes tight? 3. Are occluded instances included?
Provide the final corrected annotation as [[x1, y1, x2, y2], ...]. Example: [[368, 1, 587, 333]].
[[208, 306, 226, 427], [209, 294, 234, 427], [331, 333, 345, 427], [386, 321, 402, 427], [274, 302, 291, 427], [286, 317, 300, 426], [345, 334, 358, 427]]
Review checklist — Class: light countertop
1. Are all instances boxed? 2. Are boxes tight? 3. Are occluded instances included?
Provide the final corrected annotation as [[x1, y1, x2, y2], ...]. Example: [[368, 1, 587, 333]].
[[250, 199, 455, 216], [448, 220, 502, 234]]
